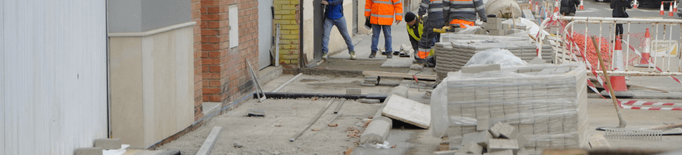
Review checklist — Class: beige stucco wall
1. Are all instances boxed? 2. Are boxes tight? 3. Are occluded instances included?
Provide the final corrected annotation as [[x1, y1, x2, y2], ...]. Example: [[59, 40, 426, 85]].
[[109, 24, 194, 148]]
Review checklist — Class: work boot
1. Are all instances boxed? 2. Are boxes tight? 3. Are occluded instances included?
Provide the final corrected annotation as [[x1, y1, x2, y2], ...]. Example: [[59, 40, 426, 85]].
[[350, 51, 356, 60], [369, 51, 377, 58], [414, 58, 426, 64], [322, 53, 328, 60], [386, 52, 393, 59]]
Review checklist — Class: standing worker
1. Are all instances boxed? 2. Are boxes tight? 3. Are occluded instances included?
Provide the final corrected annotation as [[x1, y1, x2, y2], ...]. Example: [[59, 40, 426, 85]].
[[560, 0, 581, 16], [321, 0, 356, 60], [416, 0, 448, 66], [365, 0, 403, 59], [611, 0, 630, 39], [447, 0, 486, 28]]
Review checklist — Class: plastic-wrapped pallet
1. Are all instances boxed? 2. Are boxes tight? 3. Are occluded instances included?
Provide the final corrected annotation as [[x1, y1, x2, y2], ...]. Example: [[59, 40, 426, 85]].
[[434, 40, 554, 82], [431, 62, 588, 153]]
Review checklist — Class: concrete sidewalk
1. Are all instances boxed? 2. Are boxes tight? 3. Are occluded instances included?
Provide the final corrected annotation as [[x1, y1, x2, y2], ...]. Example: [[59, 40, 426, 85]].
[[329, 18, 415, 60]]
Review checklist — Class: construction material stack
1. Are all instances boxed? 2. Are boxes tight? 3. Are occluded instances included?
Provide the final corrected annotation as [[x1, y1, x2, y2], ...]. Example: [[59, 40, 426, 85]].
[[431, 63, 589, 154], [434, 35, 554, 81]]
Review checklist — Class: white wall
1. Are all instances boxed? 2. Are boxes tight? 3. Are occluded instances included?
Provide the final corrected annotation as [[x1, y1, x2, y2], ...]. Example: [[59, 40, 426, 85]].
[[0, 0, 108, 154]]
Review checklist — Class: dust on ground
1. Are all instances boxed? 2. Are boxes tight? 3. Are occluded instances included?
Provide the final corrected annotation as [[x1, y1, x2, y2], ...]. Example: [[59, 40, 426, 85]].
[[157, 75, 397, 155]]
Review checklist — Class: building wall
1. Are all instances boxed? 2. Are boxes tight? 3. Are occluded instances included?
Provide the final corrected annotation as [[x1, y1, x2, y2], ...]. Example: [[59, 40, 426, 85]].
[[192, 0, 204, 120], [108, 0, 196, 148], [109, 25, 195, 148], [0, 0, 108, 154], [274, 0, 301, 66], [108, 0, 191, 33], [200, 0, 261, 106]]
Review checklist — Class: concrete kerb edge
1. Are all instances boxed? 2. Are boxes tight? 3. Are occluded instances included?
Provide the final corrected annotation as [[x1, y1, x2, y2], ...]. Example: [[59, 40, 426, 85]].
[[284, 67, 365, 77], [146, 92, 255, 150]]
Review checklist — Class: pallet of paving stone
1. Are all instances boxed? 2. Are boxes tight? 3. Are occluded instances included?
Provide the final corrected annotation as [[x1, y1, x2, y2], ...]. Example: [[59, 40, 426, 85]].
[[431, 63, 589, 151]]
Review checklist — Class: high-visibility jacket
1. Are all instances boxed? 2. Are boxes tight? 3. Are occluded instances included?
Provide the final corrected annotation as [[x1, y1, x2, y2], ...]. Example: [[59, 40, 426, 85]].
[[365, 0, 403, 25], [407, 22, 424, 41], [448, 0, 487, 24], [418, 0, 446, 22]]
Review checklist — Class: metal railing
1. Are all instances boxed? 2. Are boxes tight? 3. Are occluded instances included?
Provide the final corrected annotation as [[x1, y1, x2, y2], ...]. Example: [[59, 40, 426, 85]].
[[538, 15, 682, 76]]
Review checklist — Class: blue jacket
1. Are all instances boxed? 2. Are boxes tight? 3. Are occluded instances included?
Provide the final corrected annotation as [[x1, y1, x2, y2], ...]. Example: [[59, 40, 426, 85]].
[[325, 0, 344, 19]]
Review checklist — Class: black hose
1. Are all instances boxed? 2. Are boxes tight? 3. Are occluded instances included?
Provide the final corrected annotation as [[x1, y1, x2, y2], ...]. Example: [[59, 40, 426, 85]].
[[254, 92, 388, 102]]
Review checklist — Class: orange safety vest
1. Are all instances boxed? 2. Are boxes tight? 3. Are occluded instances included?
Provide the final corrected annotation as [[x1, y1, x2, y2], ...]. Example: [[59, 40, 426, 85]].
[[365, 0, 403, 26], [449, 19, 475, 28]]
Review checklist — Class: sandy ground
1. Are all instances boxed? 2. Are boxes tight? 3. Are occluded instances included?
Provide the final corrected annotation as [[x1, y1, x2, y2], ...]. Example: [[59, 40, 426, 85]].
[[158, 75, 409, 155]]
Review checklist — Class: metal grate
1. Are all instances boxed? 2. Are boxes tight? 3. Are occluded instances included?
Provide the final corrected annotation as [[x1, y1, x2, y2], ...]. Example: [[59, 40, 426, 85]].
[[604, 129, 663, 140]]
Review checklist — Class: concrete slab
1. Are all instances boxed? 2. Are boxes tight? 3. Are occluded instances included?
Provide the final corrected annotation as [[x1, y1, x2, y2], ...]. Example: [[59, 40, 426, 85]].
[[390, 86, 409, 97], [74, 147, 103, 155], [381, 95, 431, 129], [94, 138, 122, 150], [381, 58, 414, 68]]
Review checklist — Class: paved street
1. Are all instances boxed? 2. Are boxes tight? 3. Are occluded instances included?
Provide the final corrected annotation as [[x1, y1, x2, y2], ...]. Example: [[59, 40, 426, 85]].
[[572, 0, 682, 41]]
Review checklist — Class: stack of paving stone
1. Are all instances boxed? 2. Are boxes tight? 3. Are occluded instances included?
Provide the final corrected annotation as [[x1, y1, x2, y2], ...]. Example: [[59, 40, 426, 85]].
[[433, 63, 588, 154], [434, 39, 554, 82]]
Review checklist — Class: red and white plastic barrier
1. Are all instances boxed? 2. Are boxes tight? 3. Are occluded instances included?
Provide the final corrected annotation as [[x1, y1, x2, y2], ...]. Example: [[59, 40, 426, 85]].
[[580, 0, 584, 10], [620, 100, 682, 110]]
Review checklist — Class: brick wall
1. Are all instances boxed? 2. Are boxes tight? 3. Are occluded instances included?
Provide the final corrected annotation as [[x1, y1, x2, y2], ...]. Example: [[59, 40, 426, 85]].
[[192, 0, 203, 121], [200, 0, 260, 107], [274, 0, 300, 65]]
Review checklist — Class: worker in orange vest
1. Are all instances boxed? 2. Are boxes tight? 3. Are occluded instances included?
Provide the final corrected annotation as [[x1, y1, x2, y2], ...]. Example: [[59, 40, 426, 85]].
[[447, 0, 486, 28], [365, 0, 403, 59]]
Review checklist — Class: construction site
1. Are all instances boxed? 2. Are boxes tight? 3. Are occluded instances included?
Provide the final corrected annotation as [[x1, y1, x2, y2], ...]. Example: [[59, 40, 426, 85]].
[[3, 0, 682, 155]]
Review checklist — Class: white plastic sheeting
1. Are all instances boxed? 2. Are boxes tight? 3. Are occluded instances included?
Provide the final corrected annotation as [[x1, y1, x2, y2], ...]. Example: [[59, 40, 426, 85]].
[[1, 0, 108, 154]]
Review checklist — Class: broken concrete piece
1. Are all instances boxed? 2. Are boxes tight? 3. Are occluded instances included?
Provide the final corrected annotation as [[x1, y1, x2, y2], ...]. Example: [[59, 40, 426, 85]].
[[433, 150, 458, 155], [410, 64, 424, 71], [477, 118, 490, 131], [390, 86, 409, 97], [74, 147, 103, 155], [359, 99, 381, 104], [483, 150, 514, 155], [463, 131, 493, 148], [460, 141, 483, 154], [461, 64, 501, 74], [346, 88, 362, 95], [94, 138, 121, 150], [498, 124, 518, 139], [487, 139, 519, 153], [360, 116, 392, 144], [247, 109, 265, 117], [490, 122, 504, 138]]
